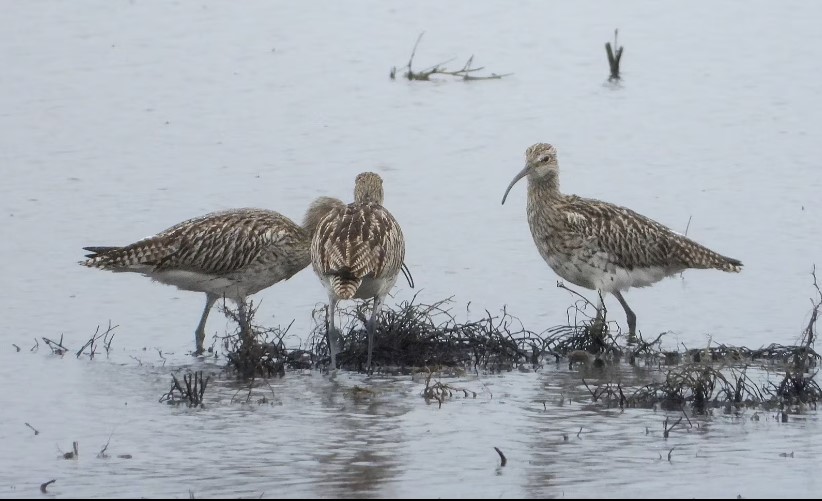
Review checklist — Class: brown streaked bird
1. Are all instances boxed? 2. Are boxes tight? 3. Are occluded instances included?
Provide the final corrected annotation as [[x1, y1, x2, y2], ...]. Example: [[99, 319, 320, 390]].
[[311, 172, 406, 372], [81, 197, 345, 354], [501, 143, 742, 338]]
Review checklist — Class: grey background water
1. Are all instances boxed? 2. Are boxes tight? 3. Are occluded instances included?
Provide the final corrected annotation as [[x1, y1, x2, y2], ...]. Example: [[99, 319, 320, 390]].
[[1, 0, 820, 498]]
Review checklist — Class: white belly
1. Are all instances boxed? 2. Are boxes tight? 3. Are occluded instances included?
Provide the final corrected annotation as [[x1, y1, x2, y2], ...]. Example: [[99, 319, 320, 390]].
[[145, 262, 300, 300], [545, 252, 676, 294]]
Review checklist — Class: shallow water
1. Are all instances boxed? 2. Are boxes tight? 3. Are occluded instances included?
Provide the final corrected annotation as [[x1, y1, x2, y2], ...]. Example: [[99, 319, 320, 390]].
[[1, 0, 822, 498], [1, 352, 819, 499]]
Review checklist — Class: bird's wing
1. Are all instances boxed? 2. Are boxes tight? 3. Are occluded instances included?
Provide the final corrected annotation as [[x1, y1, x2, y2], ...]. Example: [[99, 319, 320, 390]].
[[560, 196, 700, 270], [152, 209, 305, 275], [311, 202, 405, 279], [85, 209, 305, 275]]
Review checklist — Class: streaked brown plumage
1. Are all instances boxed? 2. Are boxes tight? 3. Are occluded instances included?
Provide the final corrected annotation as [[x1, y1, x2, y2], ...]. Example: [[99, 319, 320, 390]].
[[81, 197, 345, 354], [311, 172, 405, 371], [502, 143, 742, 337]]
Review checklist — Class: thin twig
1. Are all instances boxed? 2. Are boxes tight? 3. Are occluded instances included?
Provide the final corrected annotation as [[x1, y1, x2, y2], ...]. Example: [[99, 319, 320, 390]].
[[494, 446, 507, 467], [40, 480, 56, 494]]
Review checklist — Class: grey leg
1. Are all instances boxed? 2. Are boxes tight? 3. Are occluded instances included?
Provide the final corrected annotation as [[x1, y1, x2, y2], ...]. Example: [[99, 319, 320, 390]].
[[327, 297, 339, 371], [594, 292, 607, 325], [613, 291, 637, 338], [237, 297, 252, 347], [195, 293, 218, 354], [366, 296, 383, 373]]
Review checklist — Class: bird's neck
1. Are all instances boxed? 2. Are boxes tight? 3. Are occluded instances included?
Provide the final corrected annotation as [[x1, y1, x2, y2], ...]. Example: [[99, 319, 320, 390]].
[[354, 186, 384, 205], [527, 172, 561, 209]]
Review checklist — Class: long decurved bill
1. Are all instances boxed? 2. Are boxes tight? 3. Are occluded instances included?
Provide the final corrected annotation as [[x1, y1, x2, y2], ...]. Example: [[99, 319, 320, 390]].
[[501, 166, 529, 205]]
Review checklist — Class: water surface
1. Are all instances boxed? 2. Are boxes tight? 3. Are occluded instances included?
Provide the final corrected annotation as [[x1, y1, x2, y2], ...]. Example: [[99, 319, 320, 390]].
[[1, 0, 821, 498]]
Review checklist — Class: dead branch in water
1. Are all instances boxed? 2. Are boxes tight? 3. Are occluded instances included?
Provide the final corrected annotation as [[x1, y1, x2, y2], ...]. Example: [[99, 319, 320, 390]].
[[59, 441, 79, 460], [160, 371, 210, 408], [24, 422, 39, 435], [605, 29, 624, 81], [42, 335, 68, 356], [220, 299, 294, 379], [494, 447, 507, 467], [663, 416, 683, 438], [97, 432, 113, 459], [390, 32, 512, 81], [803, 265, 820, 352], [40, 480, 56, 494], [76, 321, 118, 359], [764, 266, 822, 407]]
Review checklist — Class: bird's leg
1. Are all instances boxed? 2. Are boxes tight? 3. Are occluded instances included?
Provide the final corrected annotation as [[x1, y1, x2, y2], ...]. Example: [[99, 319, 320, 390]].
[[590, 292, 607, 337], [237, 297, 252, 349], [327, 297, 339, 372], [366, 296, 384, 374], [195, 294, 218, 355], [613, 291, 637, 343]]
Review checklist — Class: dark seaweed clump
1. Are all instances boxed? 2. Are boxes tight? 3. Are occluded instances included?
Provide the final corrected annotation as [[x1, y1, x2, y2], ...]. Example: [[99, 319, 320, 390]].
[[215, 271, 822, 413], [304, 294, 546, 374]]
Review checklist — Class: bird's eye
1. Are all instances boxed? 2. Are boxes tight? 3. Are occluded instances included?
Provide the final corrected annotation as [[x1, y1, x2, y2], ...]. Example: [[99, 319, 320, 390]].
[[540, 156, 552, 163]]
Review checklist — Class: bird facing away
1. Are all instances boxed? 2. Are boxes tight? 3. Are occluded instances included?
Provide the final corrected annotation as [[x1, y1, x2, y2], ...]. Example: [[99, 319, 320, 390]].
[[311, 172, 406, 372], [501, 143, 742, 339], [81, 197, 345, 354]]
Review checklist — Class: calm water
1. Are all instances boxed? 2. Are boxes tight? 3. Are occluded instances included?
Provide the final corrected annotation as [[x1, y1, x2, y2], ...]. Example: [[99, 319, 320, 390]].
[[1, 0, 821, 498]]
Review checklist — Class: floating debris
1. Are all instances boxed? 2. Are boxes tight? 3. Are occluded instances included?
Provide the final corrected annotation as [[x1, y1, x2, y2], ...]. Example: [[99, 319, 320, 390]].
[[160, 371, 210, 408], [390, 32, 512, 81]]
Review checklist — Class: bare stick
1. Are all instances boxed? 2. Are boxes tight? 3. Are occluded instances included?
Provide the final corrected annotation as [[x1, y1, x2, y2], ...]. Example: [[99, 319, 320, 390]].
[[494, 446, 507, 467], [803, 265, 820, 349], [25, 422, 39, 435], [40, 480, 56, 494], [582, 378, 599, 402], [98, 432, 114, 459], [394, 32, 511, 81], [407, 31, 426, 72], [663, 416, 683, 438], [42, 336, 69, 355], [605, 28, 623, 81]]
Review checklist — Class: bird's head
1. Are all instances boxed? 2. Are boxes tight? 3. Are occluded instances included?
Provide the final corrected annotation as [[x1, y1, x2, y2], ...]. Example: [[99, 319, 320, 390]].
[[354, 171, 384, 204], [501, 143, 558, 205]]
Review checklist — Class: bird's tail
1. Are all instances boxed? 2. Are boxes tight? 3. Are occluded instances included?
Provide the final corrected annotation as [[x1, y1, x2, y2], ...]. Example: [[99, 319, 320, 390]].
[[80, 246, 123, 267], [716, 256, 743, 273], [687, 246, 743, 273], [80, 244, 157, 271], [328, 267, 362, 300]]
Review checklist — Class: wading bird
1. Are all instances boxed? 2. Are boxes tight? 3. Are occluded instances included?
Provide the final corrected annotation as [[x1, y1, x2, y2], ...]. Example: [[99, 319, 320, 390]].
[[310, 172, 407, 372], [81, 197, 344, 354], [501, 143, 742, 338]]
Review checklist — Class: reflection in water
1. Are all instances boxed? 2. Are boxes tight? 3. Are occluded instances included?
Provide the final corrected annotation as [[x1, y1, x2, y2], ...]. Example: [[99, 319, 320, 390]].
[[1, 349, 821, 498], [310, 377, 407, 499]]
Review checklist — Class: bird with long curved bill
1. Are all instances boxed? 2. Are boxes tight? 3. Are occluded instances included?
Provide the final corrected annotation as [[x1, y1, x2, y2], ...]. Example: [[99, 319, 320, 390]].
[[501, 143, 742, 340]]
